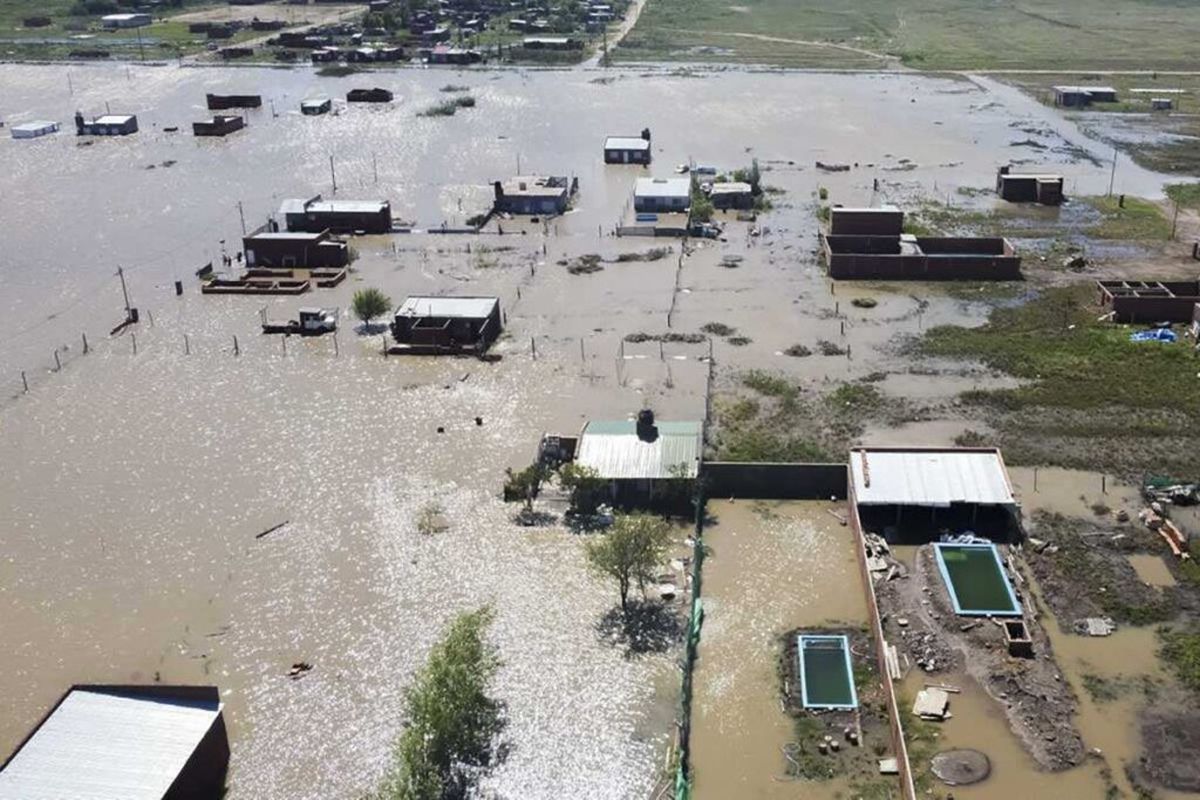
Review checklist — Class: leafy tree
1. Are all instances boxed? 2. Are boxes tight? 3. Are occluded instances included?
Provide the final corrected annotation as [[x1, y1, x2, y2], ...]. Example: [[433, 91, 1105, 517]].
[[378, 607, 503, 800], [352, 287, 392, 330], [649, 462, 699, 518], [504, 462, 550, 511], [586, 513, 673, 613], [559, 463, 606, 516], [690, 175, 714, 223]]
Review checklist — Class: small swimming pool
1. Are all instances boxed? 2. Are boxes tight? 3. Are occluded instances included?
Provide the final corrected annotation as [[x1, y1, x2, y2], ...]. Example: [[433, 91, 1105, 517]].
[[796, 634, 858, 709], [934, 542, 1021, 616]]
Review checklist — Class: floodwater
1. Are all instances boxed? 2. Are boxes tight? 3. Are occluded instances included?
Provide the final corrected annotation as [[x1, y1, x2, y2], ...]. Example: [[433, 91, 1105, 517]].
[[0, 61, 1184, 797], [689, 500, 868, 799]]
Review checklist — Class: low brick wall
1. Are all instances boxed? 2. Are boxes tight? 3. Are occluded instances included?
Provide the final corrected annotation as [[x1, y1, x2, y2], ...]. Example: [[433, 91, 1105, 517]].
[[702, 462, 847, 500]]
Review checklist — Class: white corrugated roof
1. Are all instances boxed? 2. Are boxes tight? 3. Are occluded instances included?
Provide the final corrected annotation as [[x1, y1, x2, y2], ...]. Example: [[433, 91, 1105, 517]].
[[94, 115, 134, 125], [396, 295, 498, 319], [850, 448, 1014, 507], [605, 136, 650, 150], [635, 177, 690, 199], [0, 689, 222, 800]]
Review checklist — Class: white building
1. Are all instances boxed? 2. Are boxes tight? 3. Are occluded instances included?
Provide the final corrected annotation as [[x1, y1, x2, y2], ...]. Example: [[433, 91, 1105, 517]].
[[101, 12, 152, 28], [634, 177, 691, 213], [11, 120, 59, 139]]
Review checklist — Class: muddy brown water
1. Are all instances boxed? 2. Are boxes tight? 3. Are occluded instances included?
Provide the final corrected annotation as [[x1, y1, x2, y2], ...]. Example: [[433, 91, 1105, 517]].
[[690, 500, 868, 799], [0, 62, 1185, 797]]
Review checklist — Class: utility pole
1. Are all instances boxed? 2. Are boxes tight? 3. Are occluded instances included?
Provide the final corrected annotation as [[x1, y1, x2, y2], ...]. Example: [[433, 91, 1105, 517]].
[[1107, 146, 1118, 197], [117, 266, 132, 317], [330, 154, 337, 194], [372, 152, 378, 184], [67, 72, 73, 94], [516, 152, 521, 174], [136, 26, 144, 62], [237, 201, 246, 235], [1172, 201, 1180, 240]]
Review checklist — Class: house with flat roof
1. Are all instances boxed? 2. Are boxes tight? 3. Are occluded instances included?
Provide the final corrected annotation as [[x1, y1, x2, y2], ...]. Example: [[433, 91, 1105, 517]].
[[0, 685, 229, 800], [389, 295, 502, 354], [74, 111, 138, 136], [10, 120, 59, 139], [849, 446, 1019, 543], [205, 93, 262, 110], [634, 177, 691, 213], [346, 87, 393, 103], [604, 130, 652, 164], [707, 181, 754, 210], [1053, 85, 1117, 107], [301, 96, 332, 115], [278, 196, 392, 234], [493, 175, 574, 216], [996, 166, 1064, 205], [101, 12, 151, 28], [243, 228, 347, 268]]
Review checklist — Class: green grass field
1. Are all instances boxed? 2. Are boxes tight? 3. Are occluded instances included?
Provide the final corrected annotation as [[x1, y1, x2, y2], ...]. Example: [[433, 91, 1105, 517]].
[[615, 0, 1200, 71]]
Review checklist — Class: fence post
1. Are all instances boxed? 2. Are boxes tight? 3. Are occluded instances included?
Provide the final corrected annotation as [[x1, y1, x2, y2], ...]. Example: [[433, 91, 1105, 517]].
[[184, 334, 190, 355], [233, 335, 239, 356], [53, 349, 61, 371], [333, 333, 339, 357], [131, 333, 137, 355], [82, 332, 89, 354], [21, 370, 28, 393]]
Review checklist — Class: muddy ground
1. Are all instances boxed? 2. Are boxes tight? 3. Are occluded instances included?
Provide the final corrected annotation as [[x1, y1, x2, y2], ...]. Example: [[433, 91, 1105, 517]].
[[873, 544, 1085, 772]]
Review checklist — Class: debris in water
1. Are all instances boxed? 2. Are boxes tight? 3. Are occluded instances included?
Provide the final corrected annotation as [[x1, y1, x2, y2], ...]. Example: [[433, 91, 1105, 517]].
[[256, 520, 289, 540]]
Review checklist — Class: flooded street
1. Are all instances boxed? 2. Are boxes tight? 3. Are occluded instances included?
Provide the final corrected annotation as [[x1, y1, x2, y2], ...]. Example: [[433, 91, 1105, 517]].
[[0, 60, 1184, 797]]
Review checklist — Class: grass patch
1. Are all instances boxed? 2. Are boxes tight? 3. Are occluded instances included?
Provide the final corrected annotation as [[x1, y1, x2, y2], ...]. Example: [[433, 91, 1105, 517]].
[[440, 83, 470, 92], [784, 344, 812, 358], [816, 339, 847, 356], [624, 331, 706, 344], [1160, 627, 1200, 693], [728, 335, 752, 346], [1087, 196, 1172, 240], [1166, 183, 1200, 210], [742, 370, 797, 399], [419, 95, 476, 117], [613, 247, 672, 263], [317, 64, 362, 77], [850, 297, 877, 309]]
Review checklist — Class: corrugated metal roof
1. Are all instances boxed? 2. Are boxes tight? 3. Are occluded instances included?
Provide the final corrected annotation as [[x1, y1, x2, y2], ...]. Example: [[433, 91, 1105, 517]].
[[635, 177, 690, 199], [709, 182, 752, 195], [307, 199, 388, 214], [850, 448, 1014, 507], [0, 689, 222, 800], [605, 136, 650, 150], [396, 295, 498, 319], [576, 420, 702, 480]]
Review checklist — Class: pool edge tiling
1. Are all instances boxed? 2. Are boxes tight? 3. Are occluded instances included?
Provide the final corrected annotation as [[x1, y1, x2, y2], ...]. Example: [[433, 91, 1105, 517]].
[[797, 634, 859, 710], [933, 542, 1022, 617]]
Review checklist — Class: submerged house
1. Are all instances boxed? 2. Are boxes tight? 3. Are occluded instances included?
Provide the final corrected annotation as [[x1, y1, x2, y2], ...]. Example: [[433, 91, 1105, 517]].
[[822, 207, 1020, 280], [74, 111, 138, 136], [193, 115, 245, 137], [493, 176, 574, 215], [278, 196, 392, 234], [633, 177, 691, 213], [0, 685, 229, 800], [346, 87, 393, 103], [243, 228, 348, 268], [604, 130, 652, 164], [389, 295, 502, 354], [707, 181, 754, 210], [996, 166, 1064, 205], [571, 412, 702, 506]]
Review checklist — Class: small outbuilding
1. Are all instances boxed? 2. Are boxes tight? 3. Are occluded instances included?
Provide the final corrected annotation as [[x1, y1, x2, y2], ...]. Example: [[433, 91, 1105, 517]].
[[996, 166, 1064, 205], [604, 130, 652, 164], [389, 295, 502, 354], [574, 412, 702, 506], [634, 177, 691, 213], [346, 87, 393, 103], [301, 97, 332, 115], [0, 684, 229, 800], [828, 205, 904, 236], [493, 175, 574, 216], [1098, 279, 1200, 323], [10, 120, 59, 139]]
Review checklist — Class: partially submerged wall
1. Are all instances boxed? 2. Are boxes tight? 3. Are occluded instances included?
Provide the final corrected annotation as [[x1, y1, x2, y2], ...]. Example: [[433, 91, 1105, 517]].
[[702, 462, 847, 500]]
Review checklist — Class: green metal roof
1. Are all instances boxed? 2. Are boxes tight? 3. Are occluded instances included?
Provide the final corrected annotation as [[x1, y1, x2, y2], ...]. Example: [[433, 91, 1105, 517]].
[[576, 420, 702, 480]]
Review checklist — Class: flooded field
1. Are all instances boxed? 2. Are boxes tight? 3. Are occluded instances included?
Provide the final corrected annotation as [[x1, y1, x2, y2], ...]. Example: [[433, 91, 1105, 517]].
[[690, 500, 868, 799], [0, 61, 1186, 797]]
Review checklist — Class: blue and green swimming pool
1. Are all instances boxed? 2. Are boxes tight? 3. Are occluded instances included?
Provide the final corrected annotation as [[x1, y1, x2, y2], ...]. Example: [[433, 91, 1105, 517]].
[[933, 542, 1021, 616], [796, 634, 858, 710]]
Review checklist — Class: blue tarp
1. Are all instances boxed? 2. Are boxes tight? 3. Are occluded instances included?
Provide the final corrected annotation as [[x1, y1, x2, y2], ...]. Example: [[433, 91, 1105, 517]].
[[1130, 329, 1177, 343]]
